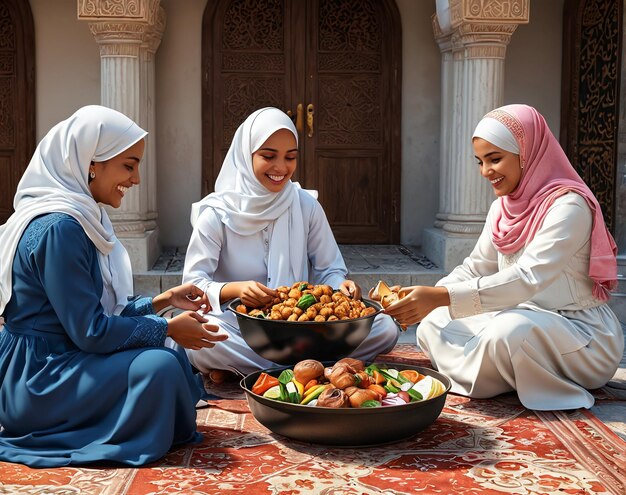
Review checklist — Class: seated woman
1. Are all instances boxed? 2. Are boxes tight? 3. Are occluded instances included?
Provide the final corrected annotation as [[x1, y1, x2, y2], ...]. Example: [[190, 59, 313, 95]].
[[183, 107, 399, 377], [382, 104, 623, 410], [0, 105, 227, 468]]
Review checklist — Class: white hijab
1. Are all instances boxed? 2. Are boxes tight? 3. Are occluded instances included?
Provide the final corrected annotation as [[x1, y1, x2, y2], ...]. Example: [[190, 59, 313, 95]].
[[0, 105, 147, 316], [472, 117, 520, 154], [190, 107, 308, 285]]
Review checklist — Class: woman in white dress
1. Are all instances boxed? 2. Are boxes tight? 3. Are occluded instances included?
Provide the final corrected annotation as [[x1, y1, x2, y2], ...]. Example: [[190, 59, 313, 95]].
[[383, 104, 623, 410], [183, 107, 399, 376]]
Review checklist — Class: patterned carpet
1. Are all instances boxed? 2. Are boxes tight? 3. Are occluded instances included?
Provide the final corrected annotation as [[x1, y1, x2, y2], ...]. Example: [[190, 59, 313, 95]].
[[1, 345, 625, 495]]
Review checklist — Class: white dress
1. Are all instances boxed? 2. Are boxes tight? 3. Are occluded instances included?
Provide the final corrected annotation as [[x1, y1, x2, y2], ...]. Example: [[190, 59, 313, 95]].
[[183, 189, 399, 374], [418, 192, 623, 410]]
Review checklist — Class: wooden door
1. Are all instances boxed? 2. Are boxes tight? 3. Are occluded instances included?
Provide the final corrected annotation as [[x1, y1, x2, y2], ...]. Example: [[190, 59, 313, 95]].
[[560, 0, 622, 233], [0, 0, 35, 224], [202, 0, 401, 243]]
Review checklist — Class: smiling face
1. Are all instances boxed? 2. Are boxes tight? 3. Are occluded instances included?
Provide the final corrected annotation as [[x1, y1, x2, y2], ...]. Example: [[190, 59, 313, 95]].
[[252, 128, 298, 193], [473, 137, 522, 197], [88, 139, 145, 207]]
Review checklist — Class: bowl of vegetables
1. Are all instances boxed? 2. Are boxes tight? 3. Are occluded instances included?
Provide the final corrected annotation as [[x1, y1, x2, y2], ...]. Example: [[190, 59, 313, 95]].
[[240, 357, 451, 446], [228, 282, 383, 365]]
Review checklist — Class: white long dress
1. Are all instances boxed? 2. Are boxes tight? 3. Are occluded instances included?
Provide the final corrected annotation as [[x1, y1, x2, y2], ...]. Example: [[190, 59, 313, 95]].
[[418, 192, 623, 410], [183, 189, 399, 374]]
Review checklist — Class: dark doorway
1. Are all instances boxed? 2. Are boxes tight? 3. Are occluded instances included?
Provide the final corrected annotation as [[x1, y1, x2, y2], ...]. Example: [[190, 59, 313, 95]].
[[560, 0, 622, 233], [202, 0, 402, 243], [0, 0, 35, 224]]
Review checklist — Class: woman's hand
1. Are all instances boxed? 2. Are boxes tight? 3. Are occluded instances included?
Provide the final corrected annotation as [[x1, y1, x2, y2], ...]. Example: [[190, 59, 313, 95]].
[[221, 281, 277, 308], [152, 283, 210, 314], [383, 285, 450, 326], [339, 280, 362, 300], [167, 311, 228, 350]]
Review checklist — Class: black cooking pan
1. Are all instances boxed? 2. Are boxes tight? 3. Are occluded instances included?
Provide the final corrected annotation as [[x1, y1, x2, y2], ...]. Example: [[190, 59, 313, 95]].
[[240, 363, 451, 446], [228, 298, 383, 365]]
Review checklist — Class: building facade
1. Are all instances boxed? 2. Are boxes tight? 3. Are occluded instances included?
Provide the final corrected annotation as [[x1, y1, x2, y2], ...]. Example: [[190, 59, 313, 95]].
[[2, 0, 624, 285]]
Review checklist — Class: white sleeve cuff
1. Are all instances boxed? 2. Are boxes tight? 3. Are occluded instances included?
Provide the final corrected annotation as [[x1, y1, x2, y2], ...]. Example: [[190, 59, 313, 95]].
[[446, 279, 482, 319], [207, 282, 227, 315]]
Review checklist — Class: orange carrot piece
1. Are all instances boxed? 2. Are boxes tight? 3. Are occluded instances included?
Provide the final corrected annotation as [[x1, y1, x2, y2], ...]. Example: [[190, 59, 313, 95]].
[[303, 379, 319, 392], [251, 372, 280, 395], [399, 369, 420, 383]]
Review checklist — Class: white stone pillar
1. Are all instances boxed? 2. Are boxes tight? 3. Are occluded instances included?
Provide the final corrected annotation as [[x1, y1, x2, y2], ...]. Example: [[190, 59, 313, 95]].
[[423, 0, 529, 272], [78, 0, 165, 271]]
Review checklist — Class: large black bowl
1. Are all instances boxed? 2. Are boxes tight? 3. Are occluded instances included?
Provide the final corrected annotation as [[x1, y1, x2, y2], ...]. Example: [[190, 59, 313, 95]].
[[241, 363, 451, 446], [228, 298, 383, 365]]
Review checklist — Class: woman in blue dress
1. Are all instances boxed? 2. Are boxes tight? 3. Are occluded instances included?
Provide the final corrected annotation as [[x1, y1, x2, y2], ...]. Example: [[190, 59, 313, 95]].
[[0, 105, 227, 467]]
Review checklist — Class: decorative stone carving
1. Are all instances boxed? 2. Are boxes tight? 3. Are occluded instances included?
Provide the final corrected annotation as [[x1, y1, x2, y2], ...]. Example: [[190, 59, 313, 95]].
[[454, 0, 528, 21], [78, 0, 155, 21]]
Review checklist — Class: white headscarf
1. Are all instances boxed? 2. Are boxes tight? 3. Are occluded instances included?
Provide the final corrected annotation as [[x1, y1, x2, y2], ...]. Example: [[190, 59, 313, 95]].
[[472, 117, 520, 154], [190, 107, 308, 285], [0, 105, 147, 316]]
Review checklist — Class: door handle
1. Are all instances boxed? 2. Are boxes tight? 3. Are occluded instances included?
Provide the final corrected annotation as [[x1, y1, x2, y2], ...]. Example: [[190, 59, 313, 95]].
[[306, 103, 314, 137], [287, 104, 304, 133], [296, 103, 304, 133]]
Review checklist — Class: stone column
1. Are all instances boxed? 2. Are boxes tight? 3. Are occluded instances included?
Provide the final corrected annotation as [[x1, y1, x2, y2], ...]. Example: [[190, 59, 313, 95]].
[[423, 0, 529, 272], [78, 0, 166, 271]]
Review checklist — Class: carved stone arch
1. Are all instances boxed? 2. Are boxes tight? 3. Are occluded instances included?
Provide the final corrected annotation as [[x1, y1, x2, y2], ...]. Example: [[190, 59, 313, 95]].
[[560, 0, 622, 233], [0, 0, 35, 223]]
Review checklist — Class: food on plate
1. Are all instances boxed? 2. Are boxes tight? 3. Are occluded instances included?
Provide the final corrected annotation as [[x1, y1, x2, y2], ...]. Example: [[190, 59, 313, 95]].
[[251, 372, 280, 395], [293, 359, 325, 384], [250, 358, 446, 408], [344, 386, 380, 408], [316, 387, 350, 408], [369, 280, 402, 308], [235, 281, 378, 322]]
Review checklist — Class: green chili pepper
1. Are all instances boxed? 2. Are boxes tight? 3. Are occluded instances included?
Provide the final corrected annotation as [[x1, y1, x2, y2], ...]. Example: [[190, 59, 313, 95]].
[[407, 389, 423, 401], [380, 368, 411, 384], [298, 283, 309, 291], [384, 382, 400, 394], [296, 293, 317, 311], [360, 400, 382, 408], [365, 364, 381, 376]]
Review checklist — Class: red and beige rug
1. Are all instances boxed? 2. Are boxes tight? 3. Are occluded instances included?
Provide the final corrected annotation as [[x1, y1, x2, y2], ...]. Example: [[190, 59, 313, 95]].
[[1, 345, 624, 495]]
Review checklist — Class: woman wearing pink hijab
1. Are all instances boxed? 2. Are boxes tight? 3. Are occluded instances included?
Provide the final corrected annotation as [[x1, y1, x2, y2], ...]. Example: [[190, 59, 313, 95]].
[[382, 104, 623, 410]]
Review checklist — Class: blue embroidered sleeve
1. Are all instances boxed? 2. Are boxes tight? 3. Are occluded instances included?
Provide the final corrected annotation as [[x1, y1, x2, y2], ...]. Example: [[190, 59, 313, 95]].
[[114, 314, 168, 351], [27, 214, 170, 354], [121, 296, 156, 317]]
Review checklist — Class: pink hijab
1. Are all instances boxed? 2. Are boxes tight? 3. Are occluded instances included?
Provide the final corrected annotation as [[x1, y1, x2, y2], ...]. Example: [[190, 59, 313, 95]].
[[476, 104, 617, 301]]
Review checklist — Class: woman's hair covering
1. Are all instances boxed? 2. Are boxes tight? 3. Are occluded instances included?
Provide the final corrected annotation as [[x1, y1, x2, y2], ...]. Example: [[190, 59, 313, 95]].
[[0, 105, 147, 315], [189, 107, 309, 286], [473, 104, 617, 300]]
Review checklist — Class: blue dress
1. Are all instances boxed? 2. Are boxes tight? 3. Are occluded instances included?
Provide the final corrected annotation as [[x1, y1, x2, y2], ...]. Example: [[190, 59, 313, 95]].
[[0, 213, 203, 467]]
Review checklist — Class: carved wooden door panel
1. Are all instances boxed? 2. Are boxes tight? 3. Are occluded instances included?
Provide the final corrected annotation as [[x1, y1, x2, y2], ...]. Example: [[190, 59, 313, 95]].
[[560, 0, 622, 233], [0, 0, 35, 224], [202, 0, 401, 243]]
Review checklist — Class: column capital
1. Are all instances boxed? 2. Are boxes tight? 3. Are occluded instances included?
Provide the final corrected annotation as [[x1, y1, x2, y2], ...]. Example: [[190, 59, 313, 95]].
[[433, 0, 529, 54], [77, 0, 160, 23], [77, 0, 165, 54], [450, 0, 529, 26]]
